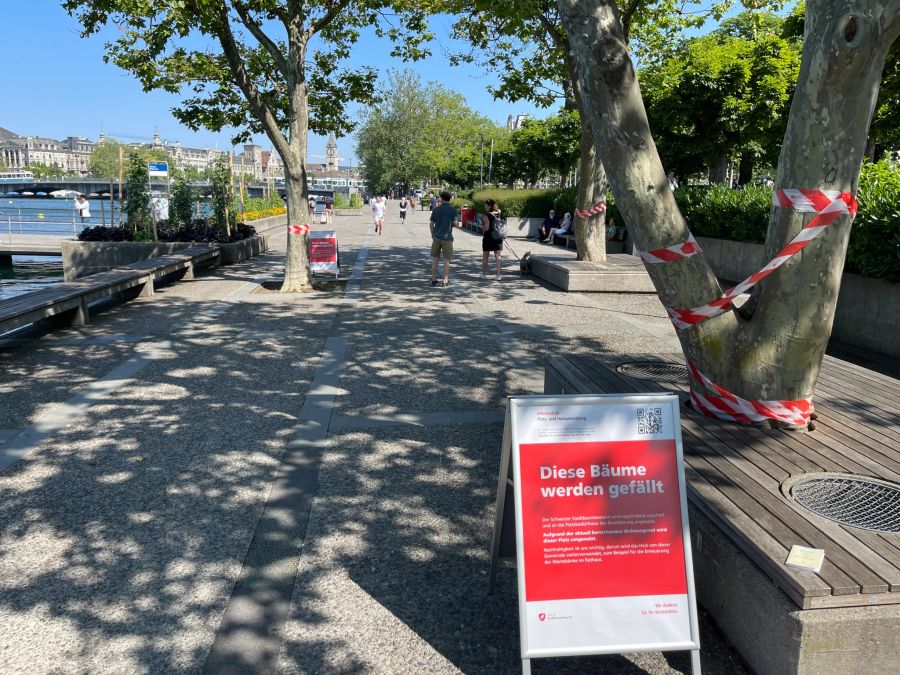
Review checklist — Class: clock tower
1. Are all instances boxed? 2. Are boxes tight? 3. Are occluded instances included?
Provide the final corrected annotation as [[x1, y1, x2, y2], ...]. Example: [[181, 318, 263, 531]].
[[325, 132, 339, 173]]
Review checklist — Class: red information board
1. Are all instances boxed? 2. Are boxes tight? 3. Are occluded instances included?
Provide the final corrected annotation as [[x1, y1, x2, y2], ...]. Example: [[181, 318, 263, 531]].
[[493, 394, 700, 671], [309, 230, 338, 275]]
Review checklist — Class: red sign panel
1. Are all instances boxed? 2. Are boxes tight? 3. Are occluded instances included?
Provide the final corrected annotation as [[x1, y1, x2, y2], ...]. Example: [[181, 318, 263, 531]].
[[519, 439, 687, 603], [309, 230, 338, 273]]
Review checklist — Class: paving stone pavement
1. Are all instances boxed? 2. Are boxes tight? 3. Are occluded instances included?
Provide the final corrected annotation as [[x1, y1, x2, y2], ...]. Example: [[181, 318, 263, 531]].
[[0, 206, 747, 674]]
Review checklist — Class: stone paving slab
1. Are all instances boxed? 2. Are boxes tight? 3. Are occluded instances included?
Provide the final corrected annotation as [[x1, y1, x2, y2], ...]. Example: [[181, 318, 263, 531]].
[[0, 343, 136, 429]]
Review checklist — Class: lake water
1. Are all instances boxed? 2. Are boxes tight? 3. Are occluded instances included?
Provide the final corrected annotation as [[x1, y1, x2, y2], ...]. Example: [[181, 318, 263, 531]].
[[0, 256, 64, 301], [0, 195, 116, 233], [0, 196, 103, 300], [0, 194, 216, 301]]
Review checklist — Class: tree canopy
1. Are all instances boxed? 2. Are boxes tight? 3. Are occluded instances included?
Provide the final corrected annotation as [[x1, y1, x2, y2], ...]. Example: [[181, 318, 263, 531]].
[[640, 10, 801, 181], [355, 70, 501, 193], [63, 0, 434, 291]]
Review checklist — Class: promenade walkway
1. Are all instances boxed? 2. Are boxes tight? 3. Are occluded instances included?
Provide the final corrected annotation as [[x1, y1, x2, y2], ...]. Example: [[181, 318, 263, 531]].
[[0, 207, 744, 673]]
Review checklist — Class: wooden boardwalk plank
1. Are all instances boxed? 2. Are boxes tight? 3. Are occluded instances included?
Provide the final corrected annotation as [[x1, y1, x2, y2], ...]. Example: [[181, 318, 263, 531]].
[[582, 356, 898, 593], [1, 247, 218, 335]]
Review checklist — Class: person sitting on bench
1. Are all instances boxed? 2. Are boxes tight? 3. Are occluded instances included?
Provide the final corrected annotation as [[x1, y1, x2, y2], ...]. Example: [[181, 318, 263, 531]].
[[544, 212, 573, 245], [531, 209, 560, 241]]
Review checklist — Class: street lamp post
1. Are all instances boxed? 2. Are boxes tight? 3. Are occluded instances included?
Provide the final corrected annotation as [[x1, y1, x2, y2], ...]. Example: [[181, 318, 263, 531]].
[[488, 137, 494, 185], [480, 133, 484, 190]]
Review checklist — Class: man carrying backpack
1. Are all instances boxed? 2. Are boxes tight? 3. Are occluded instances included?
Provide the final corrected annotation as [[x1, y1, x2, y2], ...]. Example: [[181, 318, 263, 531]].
[[429, 191, 459, 287]]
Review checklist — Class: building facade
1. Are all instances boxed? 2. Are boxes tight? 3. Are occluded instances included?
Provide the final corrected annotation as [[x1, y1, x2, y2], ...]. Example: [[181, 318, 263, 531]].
[[149, 132, 226, 175], [234, 143, 285, 181], [0, 129, 95, 175]]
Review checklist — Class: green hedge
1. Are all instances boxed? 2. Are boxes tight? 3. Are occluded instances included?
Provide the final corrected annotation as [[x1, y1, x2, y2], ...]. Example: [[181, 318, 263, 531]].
[[447, 161, 900, 283], [454, 187, 578, 218], [674, 185, 771, 243], [672, 161, 900, 283], [847, 160, 900, 282]]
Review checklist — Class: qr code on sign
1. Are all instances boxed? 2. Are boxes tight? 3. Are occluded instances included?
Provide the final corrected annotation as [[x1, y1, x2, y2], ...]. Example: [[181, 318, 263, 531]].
[[637, 407, 663, 434]]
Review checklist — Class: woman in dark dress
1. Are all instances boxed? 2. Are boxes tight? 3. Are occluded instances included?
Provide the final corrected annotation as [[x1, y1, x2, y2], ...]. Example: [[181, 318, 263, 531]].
[[481, 199, 503, 281]]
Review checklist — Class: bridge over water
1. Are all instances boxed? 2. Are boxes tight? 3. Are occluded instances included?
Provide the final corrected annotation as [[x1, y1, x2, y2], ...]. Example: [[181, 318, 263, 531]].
[[0, 180, 281, 199]]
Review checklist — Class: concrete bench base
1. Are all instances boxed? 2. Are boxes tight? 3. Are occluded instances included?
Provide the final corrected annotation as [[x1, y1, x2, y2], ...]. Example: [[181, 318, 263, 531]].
[[529, 254, 655, 292], [689, 505, 900, 675]]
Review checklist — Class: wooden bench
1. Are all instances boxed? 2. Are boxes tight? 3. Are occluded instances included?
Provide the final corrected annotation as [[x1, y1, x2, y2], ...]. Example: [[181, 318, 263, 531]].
[[0, 246, 220, 335], [545, 351, 900, 610]]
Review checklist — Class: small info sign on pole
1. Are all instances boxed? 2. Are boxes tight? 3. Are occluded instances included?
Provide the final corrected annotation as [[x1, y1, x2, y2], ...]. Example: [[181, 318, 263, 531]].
[[490, 394, 701, 674], [147, 161, 169, 178]]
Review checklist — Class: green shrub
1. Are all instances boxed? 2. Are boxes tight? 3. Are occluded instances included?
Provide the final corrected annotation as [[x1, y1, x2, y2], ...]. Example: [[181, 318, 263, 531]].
[[674, 184, 771, 243], [242, 193, 283, 213], [552, 187, 578, 217], [333, 193, 350, 209], [349, 193, 363, 208], [666, 161, 900, 282], [464, 188, 562, 218], [847, 159, 900, 282], [170, 176, 194, 228]]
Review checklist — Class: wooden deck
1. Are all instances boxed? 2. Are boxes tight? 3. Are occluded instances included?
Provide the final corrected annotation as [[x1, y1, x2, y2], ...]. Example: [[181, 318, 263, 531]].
[[0, 234, 72, 256], [546, 352, 900, 610]]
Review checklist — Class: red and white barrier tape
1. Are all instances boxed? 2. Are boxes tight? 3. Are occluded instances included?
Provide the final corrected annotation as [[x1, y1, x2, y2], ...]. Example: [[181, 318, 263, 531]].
[[666, 189, 857, 330], [289, 223, 310, 236], [575, 202, 607, 219], [639, 234, 702, 264], [687, 362, 813, 427]]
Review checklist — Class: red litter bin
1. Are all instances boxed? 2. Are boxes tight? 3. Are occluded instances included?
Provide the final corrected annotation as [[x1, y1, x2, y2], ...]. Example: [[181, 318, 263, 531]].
[[460, 206, 474, 227]]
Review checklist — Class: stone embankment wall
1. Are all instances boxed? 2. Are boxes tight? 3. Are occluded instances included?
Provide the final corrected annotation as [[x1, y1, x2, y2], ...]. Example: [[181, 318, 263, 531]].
[[697, 236, 900, 358], [62, 214, 286, 281]]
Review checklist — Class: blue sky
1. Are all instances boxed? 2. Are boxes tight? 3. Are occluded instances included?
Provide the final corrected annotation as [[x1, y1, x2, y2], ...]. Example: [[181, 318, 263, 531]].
[[1, 4, 549, 163], [0, 3, 727, 163]]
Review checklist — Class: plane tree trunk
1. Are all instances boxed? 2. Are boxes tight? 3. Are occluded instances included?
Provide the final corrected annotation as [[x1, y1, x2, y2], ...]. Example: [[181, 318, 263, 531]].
[[573, 122, 609, 261], [557, 0, 900, 427], [562, 38, 608, 262], [281, 84, 313, 293]]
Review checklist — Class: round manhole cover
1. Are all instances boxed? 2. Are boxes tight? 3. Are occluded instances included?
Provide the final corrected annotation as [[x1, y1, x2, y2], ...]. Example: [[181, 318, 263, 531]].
[[616, 361, 688, 384], [788, 474, 900, 533]]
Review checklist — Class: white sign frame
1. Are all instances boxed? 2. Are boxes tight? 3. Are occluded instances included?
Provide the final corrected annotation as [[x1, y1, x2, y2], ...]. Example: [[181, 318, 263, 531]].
[[308, 229, 339, 276], [502, 393, 701, 675]]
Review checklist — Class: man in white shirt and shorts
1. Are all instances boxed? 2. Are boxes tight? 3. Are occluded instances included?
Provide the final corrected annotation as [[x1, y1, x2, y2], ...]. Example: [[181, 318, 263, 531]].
[[372, 195, 386, 235]]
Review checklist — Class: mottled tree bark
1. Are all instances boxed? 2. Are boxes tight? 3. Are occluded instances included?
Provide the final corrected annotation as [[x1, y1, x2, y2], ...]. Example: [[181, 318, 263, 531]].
[[564, 42, 608, 261], [573, 122, 609, 261], [557, 0, 900, 426], [708, 155, 729, 184], [281, 83, 312, 293]]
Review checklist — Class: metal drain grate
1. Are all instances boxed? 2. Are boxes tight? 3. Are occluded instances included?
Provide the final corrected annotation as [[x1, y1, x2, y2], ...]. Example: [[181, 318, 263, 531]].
[[791, 476, 900, 533], [616, 361, 689, 384]]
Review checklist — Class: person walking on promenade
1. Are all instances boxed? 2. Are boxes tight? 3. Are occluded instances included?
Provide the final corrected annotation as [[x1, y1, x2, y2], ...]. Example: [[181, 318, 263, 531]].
[[429, 191, 458, 287], [429, 193, 438, 213], [398, 195, 409, 225], [372, 195, 386, 235], [480, 199, 504, 281], [325, 196, 334, 224], [74, 194, 91, 223]]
